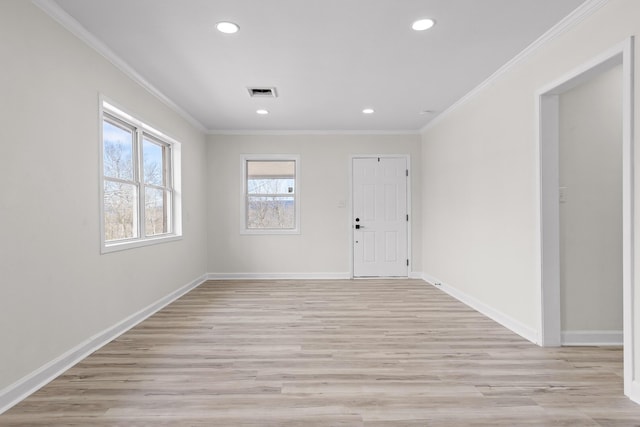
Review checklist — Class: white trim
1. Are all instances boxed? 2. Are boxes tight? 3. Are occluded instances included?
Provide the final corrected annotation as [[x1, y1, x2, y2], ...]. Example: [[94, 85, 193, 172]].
[[0, 274, 208, 415], [348, 156, 355, 277], [32, 0, 206, 133], [407, 157, 413, 278], [239, 154, 301, 235], [422, 273, 538, 344], [207, 273, 351, 281], [32, 0, 605, 137], [630, 380, 640, 405], [537, 92, 562, 346], [561, 330, 623, 346], [535, 43, 631, 346], [349, 155, 412, 278], [208, 129, 420, 136], [537, 37, 635, 402], [102, 98, 183, 146], [421, 0, 609, 134], [101, 234, 183, 254], [537, 44, 627, 96], [621, 37, 636, 403], [99, 96, 183, 253]]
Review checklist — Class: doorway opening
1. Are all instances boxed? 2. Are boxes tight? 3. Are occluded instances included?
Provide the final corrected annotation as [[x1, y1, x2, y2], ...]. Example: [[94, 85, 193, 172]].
[[538, 38, 636, 401], [558, 64, 623, 346]]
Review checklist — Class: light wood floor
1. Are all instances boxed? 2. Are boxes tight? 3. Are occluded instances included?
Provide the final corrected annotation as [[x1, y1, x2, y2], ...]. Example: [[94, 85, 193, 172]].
[[2, 279, 640, 426]]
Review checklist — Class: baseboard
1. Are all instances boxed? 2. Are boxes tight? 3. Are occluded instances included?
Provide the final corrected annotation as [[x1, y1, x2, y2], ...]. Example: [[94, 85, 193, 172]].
[[207, 272, 352, 280], [0, 273, 208, 415], [561, 330, 623, 346], [411, 272, 427, 281], [408, 271, 423, 279], [421, 273, 538, 344], [207, 272, 423, 280], [628, 379, 640, 405]]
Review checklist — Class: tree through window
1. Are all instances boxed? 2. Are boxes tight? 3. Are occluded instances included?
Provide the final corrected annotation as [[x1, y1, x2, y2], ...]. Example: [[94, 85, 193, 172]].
[[101, 100, 180, 252], [242, 156, 299, 233]]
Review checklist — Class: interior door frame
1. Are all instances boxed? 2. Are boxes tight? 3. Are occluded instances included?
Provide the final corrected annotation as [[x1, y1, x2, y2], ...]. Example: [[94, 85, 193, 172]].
[[536, 37, 637, 402], [349, 154, 412, 278]]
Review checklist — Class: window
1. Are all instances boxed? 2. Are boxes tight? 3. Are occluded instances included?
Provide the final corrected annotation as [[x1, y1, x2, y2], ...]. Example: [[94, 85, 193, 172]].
[[242, 155, 300, 234], [100, 99, 181, 252]]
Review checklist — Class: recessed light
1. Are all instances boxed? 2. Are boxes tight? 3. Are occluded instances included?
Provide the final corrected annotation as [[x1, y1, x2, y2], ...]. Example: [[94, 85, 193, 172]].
[[412, 18, 435, 31], [216, 21, 239, 34], [256, 109, 269, 115], [362, 108, 375, 114]]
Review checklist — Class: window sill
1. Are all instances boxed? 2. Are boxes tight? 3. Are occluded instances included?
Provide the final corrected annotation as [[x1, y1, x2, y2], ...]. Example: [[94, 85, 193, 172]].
[[101, 234, 182, 254], [240, 228, 300, 236]]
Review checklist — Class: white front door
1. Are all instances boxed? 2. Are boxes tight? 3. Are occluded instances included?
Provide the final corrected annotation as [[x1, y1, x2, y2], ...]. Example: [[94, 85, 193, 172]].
[[352, 157, 408, 277]]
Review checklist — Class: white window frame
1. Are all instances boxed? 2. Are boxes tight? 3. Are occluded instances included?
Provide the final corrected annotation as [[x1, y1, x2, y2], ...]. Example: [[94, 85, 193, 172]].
[[99, 97, 182, 253], [241, 154, 300, 235]]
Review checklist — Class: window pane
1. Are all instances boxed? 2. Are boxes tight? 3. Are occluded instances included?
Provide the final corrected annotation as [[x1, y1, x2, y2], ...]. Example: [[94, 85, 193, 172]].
[[248, 178, 295, 195], [145, 187, 168, 236], [104, 181, 137, 241], [103, 120, 134, 180], [247, 196, 295, 229], [143, 138, 165, 186]]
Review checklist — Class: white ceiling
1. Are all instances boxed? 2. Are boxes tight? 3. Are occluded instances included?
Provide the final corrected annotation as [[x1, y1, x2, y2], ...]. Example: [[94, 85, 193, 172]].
[[50, 0, 586, 132]]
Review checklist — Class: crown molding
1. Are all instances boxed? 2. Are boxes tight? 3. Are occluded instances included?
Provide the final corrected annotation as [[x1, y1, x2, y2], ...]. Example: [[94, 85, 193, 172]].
[[30, 0, 420, 137], [32, 0, 207, 133], [420, 0, 609, 134], [33, 0, 606, 137], [207, 129, 420, 136]]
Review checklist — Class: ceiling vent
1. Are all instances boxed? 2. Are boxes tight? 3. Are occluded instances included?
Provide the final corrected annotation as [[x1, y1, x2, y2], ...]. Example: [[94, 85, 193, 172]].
[[247, 87, 278, 98]]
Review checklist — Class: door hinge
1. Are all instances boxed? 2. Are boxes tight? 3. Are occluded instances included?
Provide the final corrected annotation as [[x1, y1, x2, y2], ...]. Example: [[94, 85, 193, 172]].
[[406, 214, 409, 221], [407, 259, 409, 266], [406, 169, 409, 177]]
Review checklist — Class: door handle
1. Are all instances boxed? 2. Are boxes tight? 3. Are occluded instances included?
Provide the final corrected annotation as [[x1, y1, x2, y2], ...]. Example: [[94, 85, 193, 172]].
[[355, 224, 364, 229]]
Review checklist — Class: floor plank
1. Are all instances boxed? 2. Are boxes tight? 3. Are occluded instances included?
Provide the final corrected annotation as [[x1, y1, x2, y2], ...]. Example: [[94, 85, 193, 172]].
[[2, 279, 639, 426]]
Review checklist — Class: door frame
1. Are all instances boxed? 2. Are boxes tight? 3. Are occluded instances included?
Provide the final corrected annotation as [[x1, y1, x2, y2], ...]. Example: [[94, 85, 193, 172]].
[[349, 154, 412, 278], [536, 37, 637, 402]]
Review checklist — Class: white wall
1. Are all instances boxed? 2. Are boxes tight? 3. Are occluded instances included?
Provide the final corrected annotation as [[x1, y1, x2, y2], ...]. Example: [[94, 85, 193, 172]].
[[0, 1, 208, 392], [420, 0, 639, 391], [559, 64, 623, 336], [207, 134, 421, 277]]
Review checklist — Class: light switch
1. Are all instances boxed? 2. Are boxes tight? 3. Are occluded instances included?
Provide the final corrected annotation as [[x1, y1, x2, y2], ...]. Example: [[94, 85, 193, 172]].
[[559, 187, 567, 203]]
